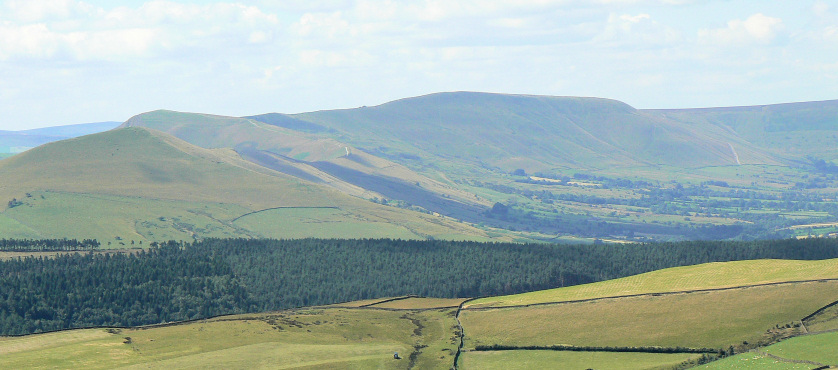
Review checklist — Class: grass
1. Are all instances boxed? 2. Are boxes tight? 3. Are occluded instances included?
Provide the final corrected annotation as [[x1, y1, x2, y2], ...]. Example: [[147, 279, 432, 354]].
[[466, 258, 838, 308], [700, 331, 838, 369], [460, 281, 838, 349], [762, 331, 838, 365], [460, 350, 703, 370], [0, 191, 252, 243], [699, 354, 814, 369], [0, 303, 461, 369], [232, 207, 420, 239], [804, 302, 838, 332]]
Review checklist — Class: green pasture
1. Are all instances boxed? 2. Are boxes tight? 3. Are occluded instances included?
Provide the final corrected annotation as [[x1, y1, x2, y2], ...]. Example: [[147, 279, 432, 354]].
[[0, 190, 491, 243], [701, 355, 812, 369], [763, 331, 838, 365], [0, 191, 252, 243], [232, 207, 420, 240], [701, 331, 838, 369]]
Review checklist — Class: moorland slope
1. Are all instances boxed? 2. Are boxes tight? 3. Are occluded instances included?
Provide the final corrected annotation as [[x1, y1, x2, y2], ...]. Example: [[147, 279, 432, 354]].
[[0, 127, 492, 242]]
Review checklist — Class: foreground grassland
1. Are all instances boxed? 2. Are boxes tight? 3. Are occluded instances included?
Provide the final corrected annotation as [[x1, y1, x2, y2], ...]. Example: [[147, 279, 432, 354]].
[[461, 281, 838, 350], [465, 258, 838, 308], [458, 259, 838, 369], [0, 304, 460, 369], [700, 331, 838, 369], [460, 350, 703, 370]]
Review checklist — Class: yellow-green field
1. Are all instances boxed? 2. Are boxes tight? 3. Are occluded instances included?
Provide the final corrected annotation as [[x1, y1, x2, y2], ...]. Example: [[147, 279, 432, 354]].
[[0, 304, 460, 369], [460, 350, 703, 370], [466, 258, 838, 308], [461, 281, 837, 349], [458, 259, 838, 369]]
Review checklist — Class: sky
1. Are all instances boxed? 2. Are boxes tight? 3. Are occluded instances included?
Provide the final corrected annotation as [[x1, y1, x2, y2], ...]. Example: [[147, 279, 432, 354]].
[[1, 0, 837, 130]]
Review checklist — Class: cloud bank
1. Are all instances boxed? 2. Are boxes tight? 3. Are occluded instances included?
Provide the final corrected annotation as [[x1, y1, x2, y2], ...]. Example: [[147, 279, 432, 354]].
[[0, 0, 835, 129]]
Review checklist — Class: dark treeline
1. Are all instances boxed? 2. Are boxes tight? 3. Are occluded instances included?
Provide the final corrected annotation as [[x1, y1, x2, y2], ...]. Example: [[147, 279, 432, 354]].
[[0, 246, 250, 335], [0, 238, 100, 251], [1, 237, 838, 335]]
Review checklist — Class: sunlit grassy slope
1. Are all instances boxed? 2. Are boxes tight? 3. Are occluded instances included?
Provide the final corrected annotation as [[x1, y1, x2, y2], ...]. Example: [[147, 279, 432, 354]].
[[0, 303, 460, 369], [0, 127, 493, 242], [466, 258, 838, 308]]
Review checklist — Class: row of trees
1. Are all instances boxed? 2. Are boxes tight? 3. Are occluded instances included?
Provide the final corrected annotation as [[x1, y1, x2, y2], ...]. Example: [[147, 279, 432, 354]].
[[0, 239, 100, 251], [1, 237, 837, 335]]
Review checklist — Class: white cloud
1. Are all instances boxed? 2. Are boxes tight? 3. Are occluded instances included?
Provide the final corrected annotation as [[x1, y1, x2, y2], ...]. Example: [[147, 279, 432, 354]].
[[596, 12, 680, 46], [0, 1, 837, 131], [3, 0, 95, 23], [813, 1, 830, 18], [698, 13, 784, 46], [0, 1, 281, 61]]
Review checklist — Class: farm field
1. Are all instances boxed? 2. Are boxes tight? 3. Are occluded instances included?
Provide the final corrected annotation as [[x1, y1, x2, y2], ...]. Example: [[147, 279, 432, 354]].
[[460, 350, 703, 370], [231, 207, 422, 240], [465, 258, 838, 308], [700, 331, 838, 369], [0, 303, 460, 369], [461, 281, 838, 349]]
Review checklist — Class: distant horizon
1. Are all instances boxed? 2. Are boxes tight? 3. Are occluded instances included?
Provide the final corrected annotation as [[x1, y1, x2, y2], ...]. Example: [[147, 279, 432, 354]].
[[10, 91, 838, 132]]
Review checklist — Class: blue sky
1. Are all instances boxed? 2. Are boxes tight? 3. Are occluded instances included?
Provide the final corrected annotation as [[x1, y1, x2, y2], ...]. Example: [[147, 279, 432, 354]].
[[1, 0, 837, 130]]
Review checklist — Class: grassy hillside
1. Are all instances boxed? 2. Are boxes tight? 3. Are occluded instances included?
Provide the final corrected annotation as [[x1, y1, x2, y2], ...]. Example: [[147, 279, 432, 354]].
[[123, 110, 488, 221], [466, 258, 838, 308], [291, 92, 778, 171], [278, 92, 838, 241], [0, 127, 493, 242], [0, 121, 119, 156], [0, 302, 460, 369]]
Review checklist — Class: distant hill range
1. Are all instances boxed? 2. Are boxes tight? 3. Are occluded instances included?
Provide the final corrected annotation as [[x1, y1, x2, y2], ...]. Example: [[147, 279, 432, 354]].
[[0, 121, 121, 155], [284, 92, 782, 171], [3, 92, 838, 242]]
